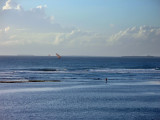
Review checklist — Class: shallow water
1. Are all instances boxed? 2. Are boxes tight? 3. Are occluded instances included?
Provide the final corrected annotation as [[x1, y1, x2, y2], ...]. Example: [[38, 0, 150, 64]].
[[0, 56, 160, 120]]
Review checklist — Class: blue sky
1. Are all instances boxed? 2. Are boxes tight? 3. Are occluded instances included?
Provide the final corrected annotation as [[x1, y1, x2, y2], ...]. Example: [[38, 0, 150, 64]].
[[17, 0, 160, 30], [0, 0, 160, 56]]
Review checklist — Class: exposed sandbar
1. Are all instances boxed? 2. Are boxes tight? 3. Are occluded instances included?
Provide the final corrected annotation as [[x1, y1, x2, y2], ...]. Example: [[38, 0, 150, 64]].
[[0, 80, 61, 83]]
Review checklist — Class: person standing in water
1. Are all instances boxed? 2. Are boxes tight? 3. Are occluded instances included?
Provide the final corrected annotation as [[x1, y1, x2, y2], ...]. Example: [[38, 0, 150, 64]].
[[106, 78, 108, 83]]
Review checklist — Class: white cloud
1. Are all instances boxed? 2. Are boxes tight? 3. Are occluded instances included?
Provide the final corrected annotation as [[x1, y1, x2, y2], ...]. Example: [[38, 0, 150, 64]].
[[0, 26, 11, 44], [51, 29, 107, 47], [0, 0, 107, 50], [36, 5, 47, 9], [2, 0, 21, 10], [0, 26, 10, 33], [4, 26, 10, 32], [109, 26, 160, 42], [0, 0, 67, 33], [107, 26, 160, 55]]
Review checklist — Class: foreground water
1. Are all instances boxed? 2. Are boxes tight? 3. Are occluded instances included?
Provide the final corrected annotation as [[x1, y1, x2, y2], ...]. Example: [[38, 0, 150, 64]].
[[0, 56, 160, 120]]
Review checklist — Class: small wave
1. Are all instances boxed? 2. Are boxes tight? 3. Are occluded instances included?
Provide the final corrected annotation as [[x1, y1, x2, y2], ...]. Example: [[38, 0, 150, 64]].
[[15, 68, 58, 72], [155, 67, 160, 70], [89, 68, 160, 73], [10, 68, 59, 72], [62, 77, 77, 79], [27, 68, 69, 72], [33, 68, 57, 71]]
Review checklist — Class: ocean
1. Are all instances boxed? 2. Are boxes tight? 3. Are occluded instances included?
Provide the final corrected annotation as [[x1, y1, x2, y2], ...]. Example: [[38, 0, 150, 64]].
[[0, 56, 160, 120]]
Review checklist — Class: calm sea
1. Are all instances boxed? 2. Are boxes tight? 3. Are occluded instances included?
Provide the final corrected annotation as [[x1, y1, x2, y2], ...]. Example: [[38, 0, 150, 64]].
[[0, 56, 160, 120]]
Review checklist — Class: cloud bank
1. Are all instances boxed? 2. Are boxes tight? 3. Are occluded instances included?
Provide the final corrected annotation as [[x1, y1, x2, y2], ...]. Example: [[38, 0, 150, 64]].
[[2, 0, 21, 10], [108, 26, 160, 56]]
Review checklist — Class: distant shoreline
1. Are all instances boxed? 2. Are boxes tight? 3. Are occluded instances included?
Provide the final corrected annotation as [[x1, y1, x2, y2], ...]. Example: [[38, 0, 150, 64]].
[[121, 56, 159, 58]]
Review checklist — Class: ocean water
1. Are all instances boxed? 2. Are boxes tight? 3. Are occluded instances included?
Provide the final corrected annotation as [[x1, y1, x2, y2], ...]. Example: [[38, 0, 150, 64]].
[[0, 56, 160, 120]]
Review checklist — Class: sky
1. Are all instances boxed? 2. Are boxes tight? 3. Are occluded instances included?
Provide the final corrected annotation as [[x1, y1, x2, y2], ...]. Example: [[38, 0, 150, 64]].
[[0, 0, 160, 56]]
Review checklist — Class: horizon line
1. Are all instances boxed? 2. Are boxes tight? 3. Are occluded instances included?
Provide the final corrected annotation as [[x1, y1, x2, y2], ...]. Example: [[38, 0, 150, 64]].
[[0, 55, 160, 58]]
